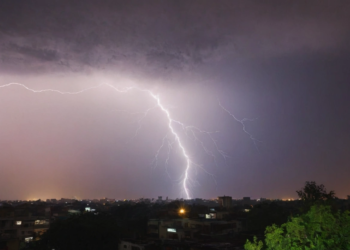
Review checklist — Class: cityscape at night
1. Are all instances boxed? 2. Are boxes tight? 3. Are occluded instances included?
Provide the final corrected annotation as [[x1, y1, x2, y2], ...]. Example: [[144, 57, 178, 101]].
[[1, 1, 350, 249]]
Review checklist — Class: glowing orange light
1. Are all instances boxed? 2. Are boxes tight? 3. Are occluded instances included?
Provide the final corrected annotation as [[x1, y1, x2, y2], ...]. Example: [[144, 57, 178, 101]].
[[179, 209, 185, 214]]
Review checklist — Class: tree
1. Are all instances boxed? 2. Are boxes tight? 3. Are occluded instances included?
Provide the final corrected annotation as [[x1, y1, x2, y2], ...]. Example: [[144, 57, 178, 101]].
[[244, 236, 263, 250], [296, 181, 335, 202], [245, 205, 350, 250], [246, 202, 292, 233]]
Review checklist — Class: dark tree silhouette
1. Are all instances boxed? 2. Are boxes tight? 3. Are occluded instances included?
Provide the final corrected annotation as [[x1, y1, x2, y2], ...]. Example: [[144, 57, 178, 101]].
[[296, 181, 335, 201], [246, 202, 292, 233]]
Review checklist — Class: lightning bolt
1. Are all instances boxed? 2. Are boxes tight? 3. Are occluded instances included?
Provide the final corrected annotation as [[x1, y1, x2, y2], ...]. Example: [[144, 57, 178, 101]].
[[102, 84, 195, 198], [219, 101, 260, 151], [0, 82, 104, 94], [1, 82, 228, 199], [146, 91, 193, 199]]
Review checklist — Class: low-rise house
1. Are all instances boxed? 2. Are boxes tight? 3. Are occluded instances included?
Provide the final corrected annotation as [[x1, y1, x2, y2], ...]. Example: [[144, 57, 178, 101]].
[[148, 218, 242, 240], [0, 204, 50, 249], [118, 239, 156, 250]]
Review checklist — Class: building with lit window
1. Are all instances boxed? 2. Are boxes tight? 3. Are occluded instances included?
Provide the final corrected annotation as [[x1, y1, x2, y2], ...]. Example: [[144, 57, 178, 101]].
[[148, 218, 242, 240], [0, 205, 50, 249]]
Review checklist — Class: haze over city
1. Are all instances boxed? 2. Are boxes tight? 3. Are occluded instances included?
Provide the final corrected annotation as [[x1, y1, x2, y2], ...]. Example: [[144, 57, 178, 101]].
[[1, 0, 350, 201]]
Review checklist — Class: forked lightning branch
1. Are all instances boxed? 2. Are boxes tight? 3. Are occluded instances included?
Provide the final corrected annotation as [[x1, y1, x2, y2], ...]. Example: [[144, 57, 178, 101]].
[[1, 82, 239, 199]]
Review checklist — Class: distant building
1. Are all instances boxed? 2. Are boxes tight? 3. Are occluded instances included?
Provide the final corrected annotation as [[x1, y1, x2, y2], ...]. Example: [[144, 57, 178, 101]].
[[148, 218, 242, 240], [119, 240, 151, 250], [218, 196, 232, 208], [0, 206, 50, 248], [59, 198, 74, 204]]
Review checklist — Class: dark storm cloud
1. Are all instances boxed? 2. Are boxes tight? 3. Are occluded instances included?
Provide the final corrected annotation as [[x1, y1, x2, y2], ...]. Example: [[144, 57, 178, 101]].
[[1, 0, 349, 75], [8, 43, 60, 62]]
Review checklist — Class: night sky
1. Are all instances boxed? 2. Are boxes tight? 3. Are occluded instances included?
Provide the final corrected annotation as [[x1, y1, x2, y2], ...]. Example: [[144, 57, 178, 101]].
[[0, 0, 349, 200]]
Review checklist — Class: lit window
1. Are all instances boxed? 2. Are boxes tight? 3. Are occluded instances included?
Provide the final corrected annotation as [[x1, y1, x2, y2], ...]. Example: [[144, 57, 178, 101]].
[[16, 221, 22, 225], [34, 220, 49, 225], [24, 237, 33, 243], [167, 228, 177, 233]]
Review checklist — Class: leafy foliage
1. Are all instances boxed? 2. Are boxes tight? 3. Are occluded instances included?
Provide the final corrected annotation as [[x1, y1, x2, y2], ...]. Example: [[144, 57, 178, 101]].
[[244, 236, 263, 250], [245, 205, 350, 250]]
